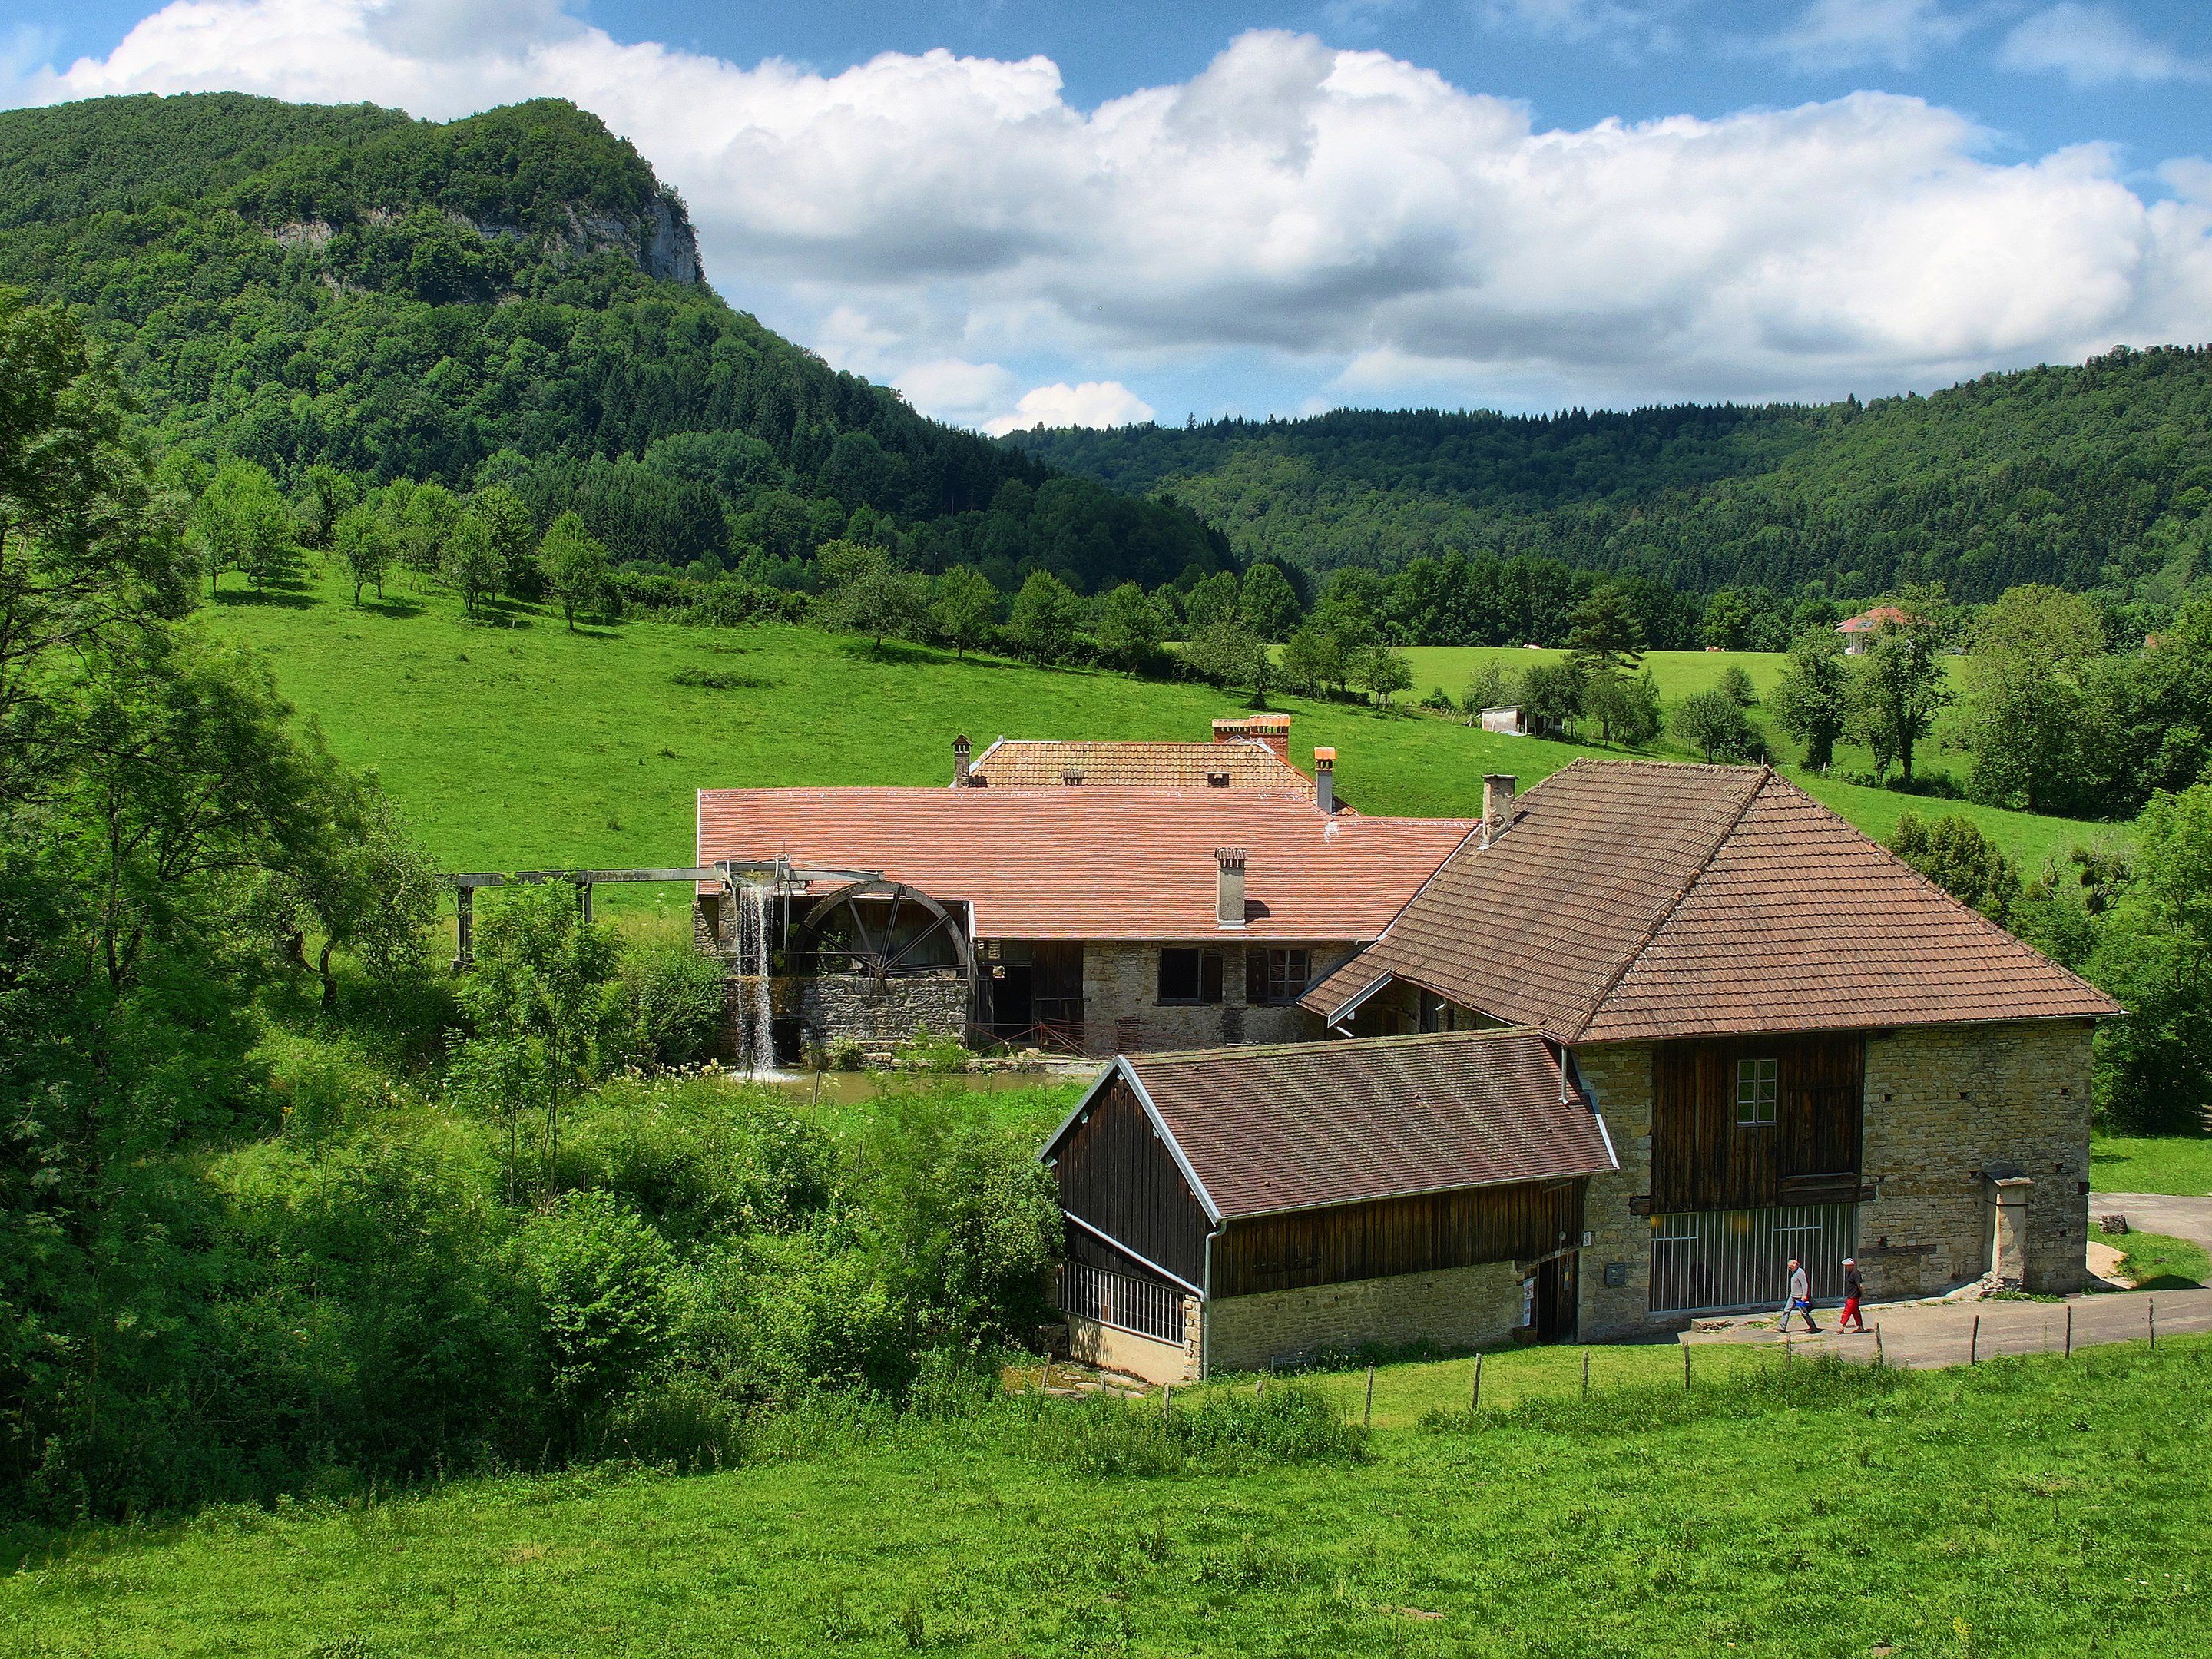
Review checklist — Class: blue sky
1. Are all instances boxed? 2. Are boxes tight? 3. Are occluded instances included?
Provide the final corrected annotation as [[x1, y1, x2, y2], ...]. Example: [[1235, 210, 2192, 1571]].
[[10, 1, 2212, 429]]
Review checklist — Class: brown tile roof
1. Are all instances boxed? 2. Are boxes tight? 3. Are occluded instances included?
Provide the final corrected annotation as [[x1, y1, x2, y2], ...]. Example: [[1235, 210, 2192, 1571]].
[[968, 736, 1323, 800], [1053, 1029, 1616, 1220], [697, 786, 1476, 942], [1301, 760, 2121, 1040]]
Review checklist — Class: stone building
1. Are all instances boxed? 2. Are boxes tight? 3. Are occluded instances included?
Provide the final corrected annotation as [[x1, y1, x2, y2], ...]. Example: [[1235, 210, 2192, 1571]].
[[692, 780, 1473, 1062], [1042, 1030, 1615, 1383], [1296, 760, 2122, 1338]]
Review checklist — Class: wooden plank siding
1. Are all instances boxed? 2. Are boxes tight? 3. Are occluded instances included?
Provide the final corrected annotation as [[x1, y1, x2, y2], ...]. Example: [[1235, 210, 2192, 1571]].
[[1213, 1179, 1582, 1300], [1650, 1034, 1866, 1214], [1051, 1075, 1212, 1287]]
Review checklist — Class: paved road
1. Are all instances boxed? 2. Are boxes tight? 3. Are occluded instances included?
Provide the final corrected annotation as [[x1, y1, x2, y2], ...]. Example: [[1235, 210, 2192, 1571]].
[[1685, 1285, 2212, 1369], [2091, 1193, 2212, 1255]]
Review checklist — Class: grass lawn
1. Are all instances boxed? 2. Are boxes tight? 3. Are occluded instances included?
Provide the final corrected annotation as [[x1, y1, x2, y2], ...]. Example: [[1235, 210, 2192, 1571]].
[[206, 575, 2113, 900], [2091, 1137, 2212, 1197], [2091, 1224, 2210, 1290], [7, 1337, 2209, 1657]]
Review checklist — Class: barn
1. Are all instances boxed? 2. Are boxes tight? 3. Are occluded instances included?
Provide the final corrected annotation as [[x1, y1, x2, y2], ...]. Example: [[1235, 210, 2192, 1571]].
[[1300, 760, 2124, 1335], [1040, 1029, 1617, 1383]]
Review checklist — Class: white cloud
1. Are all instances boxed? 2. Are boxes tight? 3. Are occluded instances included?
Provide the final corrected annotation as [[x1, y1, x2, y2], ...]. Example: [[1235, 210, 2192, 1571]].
[[1767, 0, 1975, 72], [1471, 0, 1687, 54], [896, 358, 1022, 424], [18, 5, 2212, 409], [983, 382, 1157, 437], [1998, 5, 2210, 87]]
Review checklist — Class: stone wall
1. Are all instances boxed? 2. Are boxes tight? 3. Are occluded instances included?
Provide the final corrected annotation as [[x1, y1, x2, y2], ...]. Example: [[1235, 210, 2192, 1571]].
[[1570, 1020, 2097, 1336], [1069, 1295, 1204, 1385], [717, 972, 969, 1058], [1081, 942, 1359, 1055], [1859, 1018, 2093, 1299], [1204, 1260, 1525, 1373], [1569, 1041, 1653, 1341]]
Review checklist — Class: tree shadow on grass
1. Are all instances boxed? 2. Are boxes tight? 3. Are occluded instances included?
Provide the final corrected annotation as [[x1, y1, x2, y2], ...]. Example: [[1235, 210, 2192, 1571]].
[[210, 584, 319, 610], [352, 594, 426, 619]]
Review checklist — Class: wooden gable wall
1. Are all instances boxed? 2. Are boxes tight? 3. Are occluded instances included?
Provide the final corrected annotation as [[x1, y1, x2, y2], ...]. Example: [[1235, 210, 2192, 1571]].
[[1650, 1033, 1865, 1214], [1051, 1074, 1211, 1288], [1213, 1178, 1581, 1299]]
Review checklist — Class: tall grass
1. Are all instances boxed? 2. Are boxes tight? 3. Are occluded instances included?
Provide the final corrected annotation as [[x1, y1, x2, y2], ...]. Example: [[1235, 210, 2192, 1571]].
[[1025, 1385, 1369, 1478], [1421, 1351, 1910, 1438]]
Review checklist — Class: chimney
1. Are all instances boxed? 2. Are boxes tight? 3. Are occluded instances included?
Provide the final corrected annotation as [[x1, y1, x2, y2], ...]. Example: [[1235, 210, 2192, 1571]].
[[1483, 774, 1517, 843], [1313, 747, 1336, 815], [1210, 717, 1246, 746], [952, 734, 972, 787], [1247, 713, 1291, 763], [1215, 846, 1247, 928]]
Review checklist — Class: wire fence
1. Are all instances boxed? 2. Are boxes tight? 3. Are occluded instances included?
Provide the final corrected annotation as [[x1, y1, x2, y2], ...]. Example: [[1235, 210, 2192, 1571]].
[[1648, 1204, 1859, 1314]]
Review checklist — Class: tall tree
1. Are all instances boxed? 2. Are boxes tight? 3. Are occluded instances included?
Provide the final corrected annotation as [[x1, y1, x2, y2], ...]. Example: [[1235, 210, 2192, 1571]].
[[1853, 614, 1951, 784], [1004, 570, 1081, 664], [441, 511, 500, 618], [193, 460, 294, 594], [0, 293, 190, 803], [331, 503, 392, 608], [929, 566, 998, 660], [538, 512, 611, 631], [815, 539, 928, 654], [471, 485, 538, 598], [1094, 581, 1166, 672], [1239, 561, 1303, 641], [1962, 584, 2108, 814], [1769, 629, 1853, 770]]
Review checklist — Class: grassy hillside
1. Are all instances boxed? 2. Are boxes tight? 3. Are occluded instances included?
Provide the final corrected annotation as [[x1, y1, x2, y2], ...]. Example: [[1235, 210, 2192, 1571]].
[[8, 1338, 2207, 1656], [206, 575, 2114, 890], [1011, 346, 2212, 614]]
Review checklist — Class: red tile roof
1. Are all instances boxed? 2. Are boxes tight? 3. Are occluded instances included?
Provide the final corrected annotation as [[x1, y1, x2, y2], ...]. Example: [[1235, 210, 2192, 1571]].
[[967, 736, 1321, 797], [1052, 1029, 1616, 1220], [1839, 604, 1916, 634], [1302, 760, 2121, 1039], [697, 786, 1477, 942]]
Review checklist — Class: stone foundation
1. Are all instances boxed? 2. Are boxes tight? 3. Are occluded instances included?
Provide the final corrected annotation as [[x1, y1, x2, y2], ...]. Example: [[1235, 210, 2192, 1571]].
[[1204, 1260, 1525, 1373], [1068, 1296, 1203, 1385], [718, 973, 969, 1058]]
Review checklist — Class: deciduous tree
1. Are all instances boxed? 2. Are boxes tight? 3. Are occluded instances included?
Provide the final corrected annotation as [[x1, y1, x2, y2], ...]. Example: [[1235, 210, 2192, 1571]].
[[1770, 629, 1853, 770], [538, 512, 611, 631]]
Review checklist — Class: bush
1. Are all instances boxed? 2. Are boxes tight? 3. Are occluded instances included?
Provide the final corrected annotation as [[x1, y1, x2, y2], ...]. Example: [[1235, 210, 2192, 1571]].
[[525, 1190, 679, 1420], [621, 939, 729, 1065], [1671, 687, 1765, 763], [1028, 1386, 1369, 1477]]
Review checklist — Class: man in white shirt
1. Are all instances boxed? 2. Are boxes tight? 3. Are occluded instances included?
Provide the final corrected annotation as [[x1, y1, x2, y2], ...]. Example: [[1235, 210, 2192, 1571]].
[[1778, 1257, 1821, 1334]]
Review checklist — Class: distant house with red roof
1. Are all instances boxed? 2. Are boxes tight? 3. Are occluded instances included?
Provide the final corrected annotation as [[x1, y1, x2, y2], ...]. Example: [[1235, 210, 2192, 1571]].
[[1836, 604, 1916, 654]]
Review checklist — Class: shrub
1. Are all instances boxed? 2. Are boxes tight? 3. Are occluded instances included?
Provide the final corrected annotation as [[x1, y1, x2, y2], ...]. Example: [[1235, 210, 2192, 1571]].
[[525, 1190, 679, 1419], [621, 939, 728, 1066], [1672, 687, 1765, 763]]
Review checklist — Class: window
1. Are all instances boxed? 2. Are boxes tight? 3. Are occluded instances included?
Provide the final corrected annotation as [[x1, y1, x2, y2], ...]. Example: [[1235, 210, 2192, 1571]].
[[1157, 948, 1224, 1005], [1736, 1057, 1779, 1126], [1245, 948, 1311, 1005]]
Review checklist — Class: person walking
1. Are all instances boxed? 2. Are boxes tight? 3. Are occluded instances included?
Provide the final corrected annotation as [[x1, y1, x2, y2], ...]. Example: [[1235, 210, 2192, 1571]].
[[1778, 1257, 1821, 1334], [1838, 1257, 1867, 1333]]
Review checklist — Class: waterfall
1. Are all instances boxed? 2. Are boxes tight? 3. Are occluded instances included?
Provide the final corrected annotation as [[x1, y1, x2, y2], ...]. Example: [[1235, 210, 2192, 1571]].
[[735, 881, 774, 1071]]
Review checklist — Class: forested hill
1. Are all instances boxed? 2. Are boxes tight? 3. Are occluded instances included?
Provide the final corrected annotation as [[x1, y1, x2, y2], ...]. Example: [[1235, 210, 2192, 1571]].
[[1008, 350, 2212, 609], [0, 93, 1230, 594]]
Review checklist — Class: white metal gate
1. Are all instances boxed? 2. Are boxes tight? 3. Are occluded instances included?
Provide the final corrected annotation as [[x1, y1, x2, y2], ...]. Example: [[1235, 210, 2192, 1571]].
[[1059, 1262, 1186, 1343], [1647, 1204, 1859, 1314]]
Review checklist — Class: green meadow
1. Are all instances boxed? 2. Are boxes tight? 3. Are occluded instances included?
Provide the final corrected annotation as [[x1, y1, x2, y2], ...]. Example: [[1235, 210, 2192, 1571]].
[[206, 575, 2115, 894], [8, 1337, 2208, 1657]]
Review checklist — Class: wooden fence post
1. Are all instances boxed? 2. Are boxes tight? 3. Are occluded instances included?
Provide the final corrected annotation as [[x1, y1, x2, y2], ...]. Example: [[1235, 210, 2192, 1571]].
[[1875, 1322, 1884, 1365], [2065, 1305, 2072, 1358], [2149, 1298, 2156, 1350], [1683, 1343, 1691, 1392], [1364, 1365, 1375, 1429], [1969, 1313, 1980, 1366], [1472, 1353, 1482, 1413], [1581, 1349, 1590, 1397]]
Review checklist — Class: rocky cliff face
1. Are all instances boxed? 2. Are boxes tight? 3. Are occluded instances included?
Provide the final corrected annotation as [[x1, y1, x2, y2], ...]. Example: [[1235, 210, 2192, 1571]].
[[267, 189, 702, 290]]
